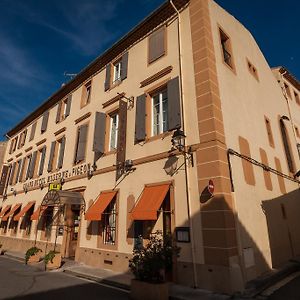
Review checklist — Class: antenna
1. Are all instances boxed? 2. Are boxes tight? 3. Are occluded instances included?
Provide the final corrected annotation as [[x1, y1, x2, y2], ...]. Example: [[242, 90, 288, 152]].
[[63, 72, 77, 80]]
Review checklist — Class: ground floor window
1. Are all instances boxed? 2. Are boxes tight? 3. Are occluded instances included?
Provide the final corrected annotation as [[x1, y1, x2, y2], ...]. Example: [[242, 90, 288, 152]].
[[42, 207, 53, 239], [103, 200, 116, 245]]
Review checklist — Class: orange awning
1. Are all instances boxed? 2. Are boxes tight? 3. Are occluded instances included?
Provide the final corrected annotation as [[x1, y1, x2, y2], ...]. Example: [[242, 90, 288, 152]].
[[131, 184, 170, 220], [2, 203, 21, 221], [14, 201, 35, 221], [85, 191, 117, 221], [30, 205, 47, 221], [0, 205, 11, 218]]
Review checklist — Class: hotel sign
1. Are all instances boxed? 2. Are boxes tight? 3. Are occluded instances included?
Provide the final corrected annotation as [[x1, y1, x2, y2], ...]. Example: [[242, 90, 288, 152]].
[[23, 163, 91, 191]]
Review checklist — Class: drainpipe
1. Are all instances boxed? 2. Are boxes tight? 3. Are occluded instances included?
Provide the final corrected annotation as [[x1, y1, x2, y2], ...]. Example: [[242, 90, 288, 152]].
[[170, 0, 198, 288]]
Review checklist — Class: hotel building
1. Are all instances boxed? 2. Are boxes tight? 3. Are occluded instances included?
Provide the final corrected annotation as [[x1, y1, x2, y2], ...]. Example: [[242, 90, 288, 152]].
[[0, 0, 299, 293]]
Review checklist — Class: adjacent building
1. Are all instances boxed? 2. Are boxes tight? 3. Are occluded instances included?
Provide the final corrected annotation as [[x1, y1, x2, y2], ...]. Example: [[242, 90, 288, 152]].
[[0, 0, 299, 294]]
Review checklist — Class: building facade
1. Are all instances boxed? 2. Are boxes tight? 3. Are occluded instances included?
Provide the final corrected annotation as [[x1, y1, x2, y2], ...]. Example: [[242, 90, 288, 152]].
[[0, 0, 299, 294]]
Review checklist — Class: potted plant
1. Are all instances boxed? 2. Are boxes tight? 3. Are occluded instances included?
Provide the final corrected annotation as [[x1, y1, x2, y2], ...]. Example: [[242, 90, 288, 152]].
[[129, 231, 180, 300], [44, 250, 62, 270], [25, 246, 42, 264]]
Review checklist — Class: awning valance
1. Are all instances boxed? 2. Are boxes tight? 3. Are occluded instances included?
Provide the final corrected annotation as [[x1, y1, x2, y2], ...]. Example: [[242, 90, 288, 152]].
[[131, 184, 170, 220], [41, 190, 85, 207], [2, 203, 21, 221], [31, 205, 47, 221], [0, 205, 11, 218], [14, 201, 35, 221], [85, 191, 117, 221]]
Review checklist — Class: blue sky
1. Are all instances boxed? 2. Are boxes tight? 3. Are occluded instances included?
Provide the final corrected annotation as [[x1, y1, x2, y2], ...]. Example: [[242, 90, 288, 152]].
[[0, 0, 299, 140]]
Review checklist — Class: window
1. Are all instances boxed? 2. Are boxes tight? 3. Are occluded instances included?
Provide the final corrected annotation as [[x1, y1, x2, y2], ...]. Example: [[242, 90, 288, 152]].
[[56, 96, 72, 123], [152, 88, 168, 136], [103, 199, 117, 245], [109, 113, 119, 151], [294, 91, 300, 105], [9, 137, 18, 154], [25, 154, 32, 180], [74, 125, 88, 164], [280, 119, 295, 173], [113, 60, 122, 84], [48, 137, 65, 171], [247, 59, 259, 80], [219, 28, 234, 69], [41, 111, 49, 133], [265, 117, 274, 147], [81, 81, 92, 107], [18, 130, 27, 149], [13, 160, 22, 185], [42, 207, 53, 239], [284, 83, 291, 98], [29, 122, 36, 141], [148, 27, 166, 64]]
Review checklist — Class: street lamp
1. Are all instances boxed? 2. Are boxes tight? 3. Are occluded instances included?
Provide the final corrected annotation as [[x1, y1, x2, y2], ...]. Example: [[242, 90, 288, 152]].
[[171, 129, 193, 167]]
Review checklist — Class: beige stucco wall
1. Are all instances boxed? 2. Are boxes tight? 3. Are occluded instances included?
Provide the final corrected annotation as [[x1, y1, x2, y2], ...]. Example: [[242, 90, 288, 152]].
[[210, 0, 300, 282]]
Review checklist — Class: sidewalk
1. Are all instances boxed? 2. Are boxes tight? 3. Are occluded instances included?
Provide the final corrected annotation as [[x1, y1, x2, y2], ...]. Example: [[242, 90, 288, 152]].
[[3, 250, 300, 300]]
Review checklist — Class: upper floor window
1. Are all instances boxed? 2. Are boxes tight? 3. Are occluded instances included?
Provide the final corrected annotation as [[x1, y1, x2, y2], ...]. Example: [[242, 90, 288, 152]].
[[109, 112, 119, 151], [113, 60, 122, 84], [9, 136, 18, 154], [148, 27, 166, 64], [18, 129, 27, 149], [56, 95, 72, 123], [152, 88, 168, 136], [41, 111, 49, 133], [81, 82, 92, 107], [219, 28, 234, 69], [104, 52, 128, 91], [134, 77, 181, 143], [48, 137, 65, 172], [29, 122, 37, 141], [284, 83, 292, 98]]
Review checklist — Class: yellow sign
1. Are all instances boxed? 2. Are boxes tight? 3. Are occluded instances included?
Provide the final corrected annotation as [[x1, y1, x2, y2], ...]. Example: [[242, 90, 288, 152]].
[[49, 183, 62, 191]]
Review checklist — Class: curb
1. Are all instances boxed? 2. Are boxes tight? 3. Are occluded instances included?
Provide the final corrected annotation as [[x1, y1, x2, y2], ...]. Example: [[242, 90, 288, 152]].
[[3, 253, 24, 263], [63, 269, 131, 291]]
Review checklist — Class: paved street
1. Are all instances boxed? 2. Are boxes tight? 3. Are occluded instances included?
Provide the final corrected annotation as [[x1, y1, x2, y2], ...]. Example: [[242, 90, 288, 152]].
[[0, 256, 129, 300], [267, 274, 300, 300]]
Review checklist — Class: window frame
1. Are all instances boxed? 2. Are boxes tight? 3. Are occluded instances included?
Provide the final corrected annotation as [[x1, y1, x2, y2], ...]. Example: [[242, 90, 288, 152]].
[[218, 27, 235, 71], [102, 198, 117, 245], [151, 87, 168, 137], [112, 59, 122, 84], [108, 112, 119, 151]]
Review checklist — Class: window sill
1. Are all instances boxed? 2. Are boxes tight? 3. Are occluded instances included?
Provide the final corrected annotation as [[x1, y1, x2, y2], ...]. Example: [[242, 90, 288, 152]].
[[104, 149, 117, 157], [145, 131, 172, 144]]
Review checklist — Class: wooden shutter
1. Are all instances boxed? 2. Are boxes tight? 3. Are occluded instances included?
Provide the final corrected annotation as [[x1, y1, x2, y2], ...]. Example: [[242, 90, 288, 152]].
[[76, 125, 88, 163], [65, 95, 72, 117], [48, 141, 56, 172], [135, 94, 146, 143], [18, 158, 25, 183], [29, 122, 37, 141], [56, 102, 62, 123], [39, 146, 46, 176], [93, 112, 106, 154], [57, 136, 66, 169], [121, 52, 128, 81], [29, 151, 37, 179], [116, 100, 127, 181], [148, 27, 165, 64], [0, 165, 9, 195], [26, 156, 32, 180], [9, 162, 16, 185], [104, 64, 111, 91], [9, 140, 14, 154], [41, 111, 49, 133], [167, 76, 181, 131], [22, 129, 27, 146]]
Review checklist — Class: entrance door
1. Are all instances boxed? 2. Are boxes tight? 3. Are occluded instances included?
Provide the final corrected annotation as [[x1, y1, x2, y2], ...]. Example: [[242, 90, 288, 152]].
[[64, 204, 81, 259]]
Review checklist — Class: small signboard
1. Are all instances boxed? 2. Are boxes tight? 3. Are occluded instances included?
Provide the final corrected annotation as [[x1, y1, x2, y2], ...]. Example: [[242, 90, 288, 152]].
[[49, 183, 62, 191], [58, 226, 64, 236]]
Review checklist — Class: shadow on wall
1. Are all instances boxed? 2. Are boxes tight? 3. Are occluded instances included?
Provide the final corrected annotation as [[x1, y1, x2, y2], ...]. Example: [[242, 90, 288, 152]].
[[262, 188, 300, 268]]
